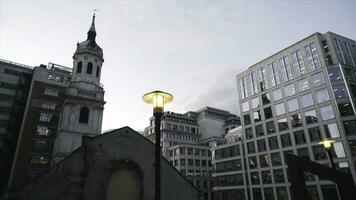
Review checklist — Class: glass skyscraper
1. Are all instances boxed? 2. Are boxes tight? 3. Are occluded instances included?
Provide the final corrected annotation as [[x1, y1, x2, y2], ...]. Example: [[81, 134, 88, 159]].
[[213, 32, 356, 200]]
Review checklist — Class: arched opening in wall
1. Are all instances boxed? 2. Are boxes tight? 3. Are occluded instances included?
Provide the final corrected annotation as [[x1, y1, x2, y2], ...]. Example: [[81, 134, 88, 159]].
[[87, 62, 93, 74], [105, 161, 143, 200], [77, 62, 82, 73], [79, 106, 89, 123], [96, 66, 100, 77]]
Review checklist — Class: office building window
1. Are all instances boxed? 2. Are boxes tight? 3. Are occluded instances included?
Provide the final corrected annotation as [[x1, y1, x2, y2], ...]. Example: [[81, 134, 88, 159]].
[[255, 124, 264, 137], [294, 130, 306, 145], [259, 154, 270, 168], [252, 97, 259, 109], [284, 83, 296, 97], [245, 128, 253, 139], [305, 110, 318, 124], [30, 154, 49, 165], [279, 56, 293, 82], [274, 169, 285, 183], [333, 84, 348, 99], [264, 188, 275, 200], [268, 137, 279, 150], [291, 114, 302, 128], [44, 88, 59, 97], [276, 103, 286, 115], [249, 156, 257, 169], [253, 188, 263, 200], [188, 159, 193, 166], [251, 172, 260, 185], [276, 187, 288, 200], [48, 73, 64, 82], [316, 89, 330, 103], [288, 98, 299, 112], [308, 127, 321, 142], [262, 171, 272, 184], [281, 134, 292, 147], [338, 102, 354, 116], [328, 68, 342, 81], [300, 93, 314, 108], [271, 152, 282, 166], [253, 111, 262, 122], [311, 73, 325, 87], [343, 120, 356, 136], [259, 66, 269, 91], [257, 139, 266, 152], [264, 107, 273, 119], [313, 145, 327, 160], [297, 148, 310, 160], [242, 101, 249, 112], [266, 121, 275, 134], [250, 72, 259, 94], [297, 78, 310, 92], [268, 62, 280, 87], [324, 123, 340, 138], [195, 159, 200, 166], [244, 114, 251, 125], [278, 118, 288, 132], [320, 105, 335, 120], [247, 142, 255, 154], [39, 113, 52, 122], [273, 89, 283, 100], [41, 102, 56, 110], [262, 93, 271, 105], [36, 126, 51, 136], [188, 148, 193, 155]]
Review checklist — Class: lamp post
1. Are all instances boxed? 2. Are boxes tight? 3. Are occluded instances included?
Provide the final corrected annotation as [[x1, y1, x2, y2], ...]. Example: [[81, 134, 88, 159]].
[[319, 139, 336, 170], [143, 90, 173, 200]]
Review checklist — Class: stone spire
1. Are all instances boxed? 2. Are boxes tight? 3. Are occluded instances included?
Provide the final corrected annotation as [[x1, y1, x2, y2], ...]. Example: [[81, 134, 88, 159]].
[[87, 14, 96, 43]]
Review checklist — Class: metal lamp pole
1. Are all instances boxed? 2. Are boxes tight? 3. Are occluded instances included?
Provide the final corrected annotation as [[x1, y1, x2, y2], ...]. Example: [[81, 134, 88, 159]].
[[143, 91, 173, 200]]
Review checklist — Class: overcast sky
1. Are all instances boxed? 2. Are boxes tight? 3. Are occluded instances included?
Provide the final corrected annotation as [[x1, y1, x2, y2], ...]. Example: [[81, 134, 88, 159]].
[[1, 0, 356, 131]]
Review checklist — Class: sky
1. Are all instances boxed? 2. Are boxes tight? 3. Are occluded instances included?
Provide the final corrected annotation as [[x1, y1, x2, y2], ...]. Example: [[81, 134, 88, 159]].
[[1, 0, 356, 132]]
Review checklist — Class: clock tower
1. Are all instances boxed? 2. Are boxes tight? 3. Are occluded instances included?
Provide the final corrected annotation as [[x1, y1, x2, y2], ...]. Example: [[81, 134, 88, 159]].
[[52, 15, 105, 164]]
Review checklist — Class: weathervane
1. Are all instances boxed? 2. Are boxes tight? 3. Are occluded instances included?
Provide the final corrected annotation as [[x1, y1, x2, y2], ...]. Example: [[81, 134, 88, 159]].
[[93, 9, 97, 17]]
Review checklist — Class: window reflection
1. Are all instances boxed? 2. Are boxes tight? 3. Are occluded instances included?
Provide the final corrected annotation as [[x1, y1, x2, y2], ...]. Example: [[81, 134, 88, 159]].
[[278, 118, 288, 132], [301, 93, 314, 108], [316, 89, 330, 103], [324, 123, 340, 138], [305, 110, 318, 124], [320, 105, 335, 120], [311, 73, 325, 87], [276, 103, 286, 115], [291, 114, 302, 128], [333, 84, 348, 99], [242, 101, 249, 112], [328, 68, 342, 81], [297, 78, 310, 92], [264, 107, 273, 119], [273, 89, 283, 101], [251, 97, 259, 109], [262, 93, 271, 105], [284, 83, 296, 97], [338, 102, 354, 116], [288, 98, 299, 112]]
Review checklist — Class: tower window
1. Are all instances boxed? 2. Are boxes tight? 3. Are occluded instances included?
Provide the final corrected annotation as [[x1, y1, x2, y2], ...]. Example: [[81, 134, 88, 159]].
[[77, 62, 82, 73], [87, 63, 93, 74], [79, 107, 89, 123], [96, 66, 100, 77]]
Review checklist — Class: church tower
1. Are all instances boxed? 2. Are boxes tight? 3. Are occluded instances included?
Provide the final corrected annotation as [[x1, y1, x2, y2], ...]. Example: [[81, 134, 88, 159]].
[[52, 15, 105, 164]]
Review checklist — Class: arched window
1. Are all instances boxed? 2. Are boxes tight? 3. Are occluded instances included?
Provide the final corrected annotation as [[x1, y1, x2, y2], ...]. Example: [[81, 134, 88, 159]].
[[87, 62, 93, 74], [96, 66, 100, 77], [77, 62, 82, 73], [79, 107, 89, 123]]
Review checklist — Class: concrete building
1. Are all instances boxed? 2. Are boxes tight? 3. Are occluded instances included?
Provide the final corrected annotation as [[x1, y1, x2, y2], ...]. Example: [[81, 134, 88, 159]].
[[143, 107, 240, 200], [227, 32, 356, 200], [7, 63, 72, 192], [0, 60, 32, 194], [16, 127, 198, 200], [52, 14, 105, 164]]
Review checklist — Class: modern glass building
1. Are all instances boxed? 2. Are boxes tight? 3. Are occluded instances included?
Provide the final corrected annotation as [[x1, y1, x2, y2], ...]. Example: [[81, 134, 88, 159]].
[[216, 32, 356, 200]]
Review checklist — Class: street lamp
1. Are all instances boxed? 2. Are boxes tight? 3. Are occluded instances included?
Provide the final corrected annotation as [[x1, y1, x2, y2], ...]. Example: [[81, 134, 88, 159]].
[[143, 90, 173, 200], [319, 139, 336, 169]]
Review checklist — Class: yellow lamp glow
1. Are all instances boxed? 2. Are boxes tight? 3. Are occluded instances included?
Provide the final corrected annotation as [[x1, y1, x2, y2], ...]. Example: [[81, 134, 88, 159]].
[[143, 90, 174, 113], [318, 139, 336, 150]]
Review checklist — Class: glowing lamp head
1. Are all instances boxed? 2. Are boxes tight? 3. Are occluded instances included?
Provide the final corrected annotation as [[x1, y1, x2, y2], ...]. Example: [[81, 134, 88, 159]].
[[318, 139, 336, 150], [143, 90, 174, 113]]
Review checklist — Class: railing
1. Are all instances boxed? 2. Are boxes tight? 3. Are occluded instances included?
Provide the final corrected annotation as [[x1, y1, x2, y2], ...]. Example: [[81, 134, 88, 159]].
[[47, 62, 72, 72], [0, 58, 33, 70]]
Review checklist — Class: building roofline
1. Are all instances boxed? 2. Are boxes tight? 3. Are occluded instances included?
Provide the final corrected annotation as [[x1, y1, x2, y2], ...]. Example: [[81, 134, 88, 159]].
[[244, 32, 322, 72]]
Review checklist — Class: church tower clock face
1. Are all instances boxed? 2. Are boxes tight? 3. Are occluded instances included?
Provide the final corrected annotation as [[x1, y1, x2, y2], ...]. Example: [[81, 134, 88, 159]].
[[53, 14, 105, 164]]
